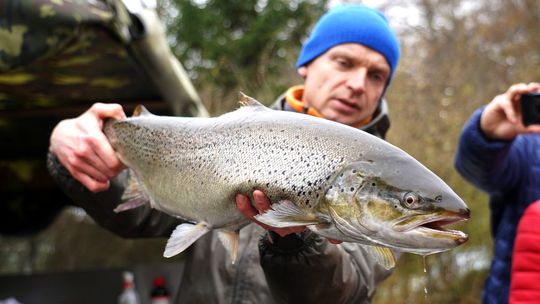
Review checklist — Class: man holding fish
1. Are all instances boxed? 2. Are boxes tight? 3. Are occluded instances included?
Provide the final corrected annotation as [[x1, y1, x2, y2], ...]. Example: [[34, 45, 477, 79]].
[[47, 4, 468, 303]]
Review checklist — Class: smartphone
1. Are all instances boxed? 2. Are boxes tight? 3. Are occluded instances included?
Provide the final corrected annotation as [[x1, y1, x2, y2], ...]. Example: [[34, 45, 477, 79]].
[[521, 92, 540, 126]]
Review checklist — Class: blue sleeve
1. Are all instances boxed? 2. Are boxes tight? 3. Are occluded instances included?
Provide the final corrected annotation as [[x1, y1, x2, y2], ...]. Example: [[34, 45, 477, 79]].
[[454, 107, 523, 194]]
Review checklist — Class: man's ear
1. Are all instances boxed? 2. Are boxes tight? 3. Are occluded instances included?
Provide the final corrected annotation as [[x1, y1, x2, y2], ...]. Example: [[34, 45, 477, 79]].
[[297, 66, 307, 78]]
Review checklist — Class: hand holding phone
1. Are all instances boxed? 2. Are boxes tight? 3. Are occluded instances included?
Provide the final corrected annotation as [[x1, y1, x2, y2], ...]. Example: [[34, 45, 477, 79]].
[[521, 92, 540, 126]]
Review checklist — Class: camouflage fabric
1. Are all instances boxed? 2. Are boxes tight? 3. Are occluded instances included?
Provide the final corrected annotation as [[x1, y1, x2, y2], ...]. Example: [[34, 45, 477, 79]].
[[0, 0, 160, 110], [0, 0, 207, 235], [0, 0, 127, 72]]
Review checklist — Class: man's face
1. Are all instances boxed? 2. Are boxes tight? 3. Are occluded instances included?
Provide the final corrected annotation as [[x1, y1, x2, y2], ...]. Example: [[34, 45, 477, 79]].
[[299, 43, 391, 126]]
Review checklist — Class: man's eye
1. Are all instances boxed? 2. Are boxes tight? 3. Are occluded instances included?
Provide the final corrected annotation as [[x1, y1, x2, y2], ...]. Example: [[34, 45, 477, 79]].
[[336, 59, 351, 68], [370, 73, 385, 82]]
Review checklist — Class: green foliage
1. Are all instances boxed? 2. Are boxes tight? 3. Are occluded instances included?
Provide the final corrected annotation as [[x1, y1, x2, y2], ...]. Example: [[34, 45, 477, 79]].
[[163, 0, 327, 113]]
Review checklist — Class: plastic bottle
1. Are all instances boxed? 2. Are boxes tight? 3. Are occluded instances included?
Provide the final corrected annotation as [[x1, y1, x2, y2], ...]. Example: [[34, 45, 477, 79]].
[[150, 276, 171, 304], [118, 271, 141, 304]]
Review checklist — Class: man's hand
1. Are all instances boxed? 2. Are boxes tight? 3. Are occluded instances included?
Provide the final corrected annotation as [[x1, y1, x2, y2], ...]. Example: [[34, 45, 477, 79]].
[[235, 190, 342, 244], [236, 190, 305, 237], [481, 82, 540, 140], [49, 103, 126, 192]]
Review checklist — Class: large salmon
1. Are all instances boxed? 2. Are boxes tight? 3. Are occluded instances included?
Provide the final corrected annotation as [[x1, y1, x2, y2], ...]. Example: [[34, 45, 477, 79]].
[[104, 94, 469, 268]]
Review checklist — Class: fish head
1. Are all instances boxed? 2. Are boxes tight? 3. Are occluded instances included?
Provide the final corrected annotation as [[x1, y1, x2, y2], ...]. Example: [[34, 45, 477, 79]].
[[317, 158, 469, 255]]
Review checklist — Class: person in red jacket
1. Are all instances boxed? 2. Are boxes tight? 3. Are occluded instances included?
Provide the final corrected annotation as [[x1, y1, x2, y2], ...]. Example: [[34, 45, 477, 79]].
[[509, 200, 540, 303]]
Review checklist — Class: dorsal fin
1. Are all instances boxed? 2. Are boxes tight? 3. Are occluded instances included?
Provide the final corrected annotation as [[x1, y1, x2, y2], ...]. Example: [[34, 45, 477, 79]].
[[132, 105, 152, 117], [239, 92, 265, 107]]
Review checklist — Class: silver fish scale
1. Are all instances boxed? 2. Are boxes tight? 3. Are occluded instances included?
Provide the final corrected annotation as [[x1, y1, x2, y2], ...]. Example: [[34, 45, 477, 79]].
[[106, 105, 380, 228]]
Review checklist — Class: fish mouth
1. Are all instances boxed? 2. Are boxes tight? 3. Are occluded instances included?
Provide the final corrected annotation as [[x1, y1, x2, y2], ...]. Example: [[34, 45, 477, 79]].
[[394, 210, 470, 243]]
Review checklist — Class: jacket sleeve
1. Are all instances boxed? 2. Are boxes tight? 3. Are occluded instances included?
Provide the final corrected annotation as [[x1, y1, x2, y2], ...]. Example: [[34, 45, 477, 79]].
[[509, 200, 540, 303], [454, 107, 524, 194], [47, 152, 182, 238], [259, 230, 394, 304]]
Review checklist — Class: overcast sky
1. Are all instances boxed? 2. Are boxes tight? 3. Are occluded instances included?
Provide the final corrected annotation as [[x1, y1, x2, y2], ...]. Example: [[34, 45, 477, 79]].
[[328, 0, 421, 29]]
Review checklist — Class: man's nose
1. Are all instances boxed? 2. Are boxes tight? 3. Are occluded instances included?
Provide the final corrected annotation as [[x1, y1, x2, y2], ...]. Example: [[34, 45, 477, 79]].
[[346, 69, 367, 93]]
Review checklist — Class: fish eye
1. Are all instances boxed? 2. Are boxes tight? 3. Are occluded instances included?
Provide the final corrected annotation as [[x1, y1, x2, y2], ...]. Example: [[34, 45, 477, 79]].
[[401, 192, 420, 208]]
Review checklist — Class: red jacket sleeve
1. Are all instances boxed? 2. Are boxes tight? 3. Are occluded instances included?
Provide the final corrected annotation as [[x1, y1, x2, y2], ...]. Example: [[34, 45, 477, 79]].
[[509, 200, 540, 304]]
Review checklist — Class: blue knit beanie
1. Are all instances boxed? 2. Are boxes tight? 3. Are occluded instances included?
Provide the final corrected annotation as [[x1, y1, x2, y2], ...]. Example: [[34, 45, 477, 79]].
[[296, 4, 400, 81]]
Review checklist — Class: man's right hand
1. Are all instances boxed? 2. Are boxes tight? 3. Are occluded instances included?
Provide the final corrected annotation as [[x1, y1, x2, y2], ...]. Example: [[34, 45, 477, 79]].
[[49, 103, 127, 192]]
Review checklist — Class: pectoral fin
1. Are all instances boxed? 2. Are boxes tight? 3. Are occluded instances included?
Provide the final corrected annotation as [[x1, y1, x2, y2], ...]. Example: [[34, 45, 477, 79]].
[[164, 222, 211, 258], [367, 245, 396, 270], [217, 230, 240, 264], [114, 170, 148, 213], [255, 200, 329, 228]]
